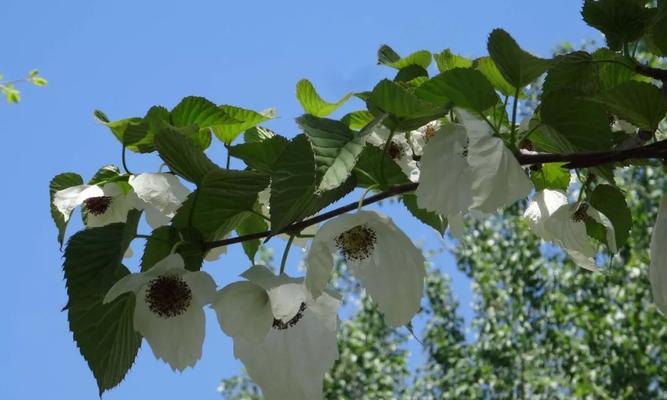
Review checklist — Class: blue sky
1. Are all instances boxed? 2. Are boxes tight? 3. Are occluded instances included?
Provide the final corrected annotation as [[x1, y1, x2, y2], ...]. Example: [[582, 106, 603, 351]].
[[0, 1, 597, 399]]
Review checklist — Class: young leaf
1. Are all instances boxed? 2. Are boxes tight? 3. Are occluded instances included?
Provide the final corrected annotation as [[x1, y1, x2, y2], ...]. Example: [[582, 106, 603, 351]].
[[589, 81, 667, 132], [341, 110, 375, 130], [50, 172, 84, 247], [141, 226, 204, 272], [473, 56, 516, 97], [172, 169, 270, 240], [229, 135, 289, 174], [63, 212, 142, 395], [589, 184, 632, 249], [212, 105, 275, 144], [297, 115, 366, 191], [487, 28, 553, 89], [154, 126, 219, 185], [369, 79, 444, 120], [236, 213, 269, 263], [434, 49, 472, 73], [540, 90, 613, 151], [530, 163, 570, 192], [296, 79, 353, 117], [88, 165, 121, 185], [378, 45, 432, 69], [402, 194, 448, 236], [394, 65, 429, 83], [581, 0, 651, 51], [415, 68, 499, 112], [244, 126, 277, 143], [269, 135, 318, 233]]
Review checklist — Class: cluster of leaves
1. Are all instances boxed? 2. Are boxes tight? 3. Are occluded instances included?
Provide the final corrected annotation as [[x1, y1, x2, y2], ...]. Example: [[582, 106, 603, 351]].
[[50, 0, 667, 395], [1, 69, 47, 103], [221, 164, 667, 400]]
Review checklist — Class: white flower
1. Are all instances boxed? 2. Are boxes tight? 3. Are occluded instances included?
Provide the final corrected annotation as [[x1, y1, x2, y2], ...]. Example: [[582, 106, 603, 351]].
[[524, 189, 616, 271], [212, 265, 340, 400], [650, 197, 667, 315], [104, 254, 217, 371], [129, 173, 190, 229], [305, 210, 425, 326], [409, 120, 441, 156], [416, 109, 532, 232], [53, 182, 139, 228], [366, 125, 420, 182]]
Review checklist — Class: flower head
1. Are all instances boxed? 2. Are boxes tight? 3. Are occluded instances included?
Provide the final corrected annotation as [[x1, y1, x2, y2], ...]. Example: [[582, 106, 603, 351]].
[[104, 254, 217, 371], [650, 197, 667, 315], [415, 109, 532, 236], [366, 125, 420, 183], [524, 189, 616, 271], [305, 210, 425, 327], [129, 173, 190, 229], [212, 266, 339, 400], [53, 182, 140, 228]]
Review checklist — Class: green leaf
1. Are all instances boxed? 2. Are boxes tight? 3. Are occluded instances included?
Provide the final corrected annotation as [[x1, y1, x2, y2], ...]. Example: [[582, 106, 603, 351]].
[[646, 3, 667, 56], [589, 81, 667, 131], [296, 79, 352, 117], [473, 56, 516, 97], [297, 115, 366, 191], [154, 126, 219, 185], [434, 49, 472, 73], [589, 184, 632, 249], [369, 79, 445, 123], [63, 212, 142, 395], [88, 165, 121, 185], [244, 126, 277, 143], [173, 169, 269, 240], [378, 45, 432, 69], [95, 106, 171, 153], [212, 105, 275, 144], [487, 28, 553, 89], [402, 194, 447, 236], [170, 96, 237, 129], [394, 65, 429, 83], [354, 145, 410, 189], [236, 213, 269, 263], [341, 110, 375, 130], [581, 0, 651, 51], [530, 163, 570, 191], [269, 135, 318, 233], [540, 91, 613, 151], [141, 226, 204, 272], [542, 52, 600, 96], [50, 173, 84, 247], [229, 135, 289, 174], [592, 49, 636, 90], [415, 68, 499, 112]]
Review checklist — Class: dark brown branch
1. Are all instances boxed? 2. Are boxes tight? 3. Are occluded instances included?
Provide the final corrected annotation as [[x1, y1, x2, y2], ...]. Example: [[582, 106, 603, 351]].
[[204, 140, 667, 250], [635, 63, 667, 83]]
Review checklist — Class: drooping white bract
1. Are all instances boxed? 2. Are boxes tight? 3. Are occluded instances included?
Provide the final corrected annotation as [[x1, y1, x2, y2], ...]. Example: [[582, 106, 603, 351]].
[[650, 197, 667, 315], [53, 182, 139, 228], [415, 110, 531, 236], [524, 189, 617, 271], [212, 265, 340, 400], [104, 254, 217, 371], [457, 108, 532, 213], [365, 125, 420, 183], [409, 119, 441, 156], [305, 210, 425, 327], [129, 173, 190, 229]]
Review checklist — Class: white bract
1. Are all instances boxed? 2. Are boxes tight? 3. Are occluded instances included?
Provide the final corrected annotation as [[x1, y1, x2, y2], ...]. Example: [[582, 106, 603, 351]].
[[650, 197, 667, 315], [53, 182, 139, 228], [416, 109, 532, 235], [129, 173, 190, 229], [104, 254, 217, 371], [212, 266, 340, 400], [524, 189, 616, 271], [366, 125, 420, 182], [305, 210, 425, 326]]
